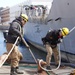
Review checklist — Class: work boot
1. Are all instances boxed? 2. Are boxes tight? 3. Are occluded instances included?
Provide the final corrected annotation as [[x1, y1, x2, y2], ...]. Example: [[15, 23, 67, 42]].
[[10, 67, 17, 75], [46, 66, 51, 70], [15, 67, 24, 74]]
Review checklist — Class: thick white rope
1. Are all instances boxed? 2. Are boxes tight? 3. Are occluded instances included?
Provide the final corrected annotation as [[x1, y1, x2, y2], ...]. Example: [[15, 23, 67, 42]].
[[69, 26, 75, 33], [0, 37, 19, 68], [39, 26, 75, 72], [22, 37, 37, 63], [39, 44, 61, 71]]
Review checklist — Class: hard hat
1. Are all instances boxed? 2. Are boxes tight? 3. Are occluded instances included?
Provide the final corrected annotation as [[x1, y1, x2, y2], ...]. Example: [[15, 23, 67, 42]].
[[21, 14, 28, 22], [61, 27, 69, 36]]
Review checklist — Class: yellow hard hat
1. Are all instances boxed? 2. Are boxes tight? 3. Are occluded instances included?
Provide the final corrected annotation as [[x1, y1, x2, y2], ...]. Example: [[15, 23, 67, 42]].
[[21, 14, 28, 22], [61, 27, 69, 36]]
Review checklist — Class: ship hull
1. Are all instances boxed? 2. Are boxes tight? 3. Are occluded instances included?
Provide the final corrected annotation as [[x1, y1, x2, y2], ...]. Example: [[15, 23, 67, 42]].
[[24, 21, 75, 63], [24, 0, 75, 53], [24, 0, 75, 63]]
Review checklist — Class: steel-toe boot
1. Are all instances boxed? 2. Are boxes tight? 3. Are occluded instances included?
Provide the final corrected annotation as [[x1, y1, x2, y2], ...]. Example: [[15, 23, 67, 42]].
[[15, 67, 24, 74]]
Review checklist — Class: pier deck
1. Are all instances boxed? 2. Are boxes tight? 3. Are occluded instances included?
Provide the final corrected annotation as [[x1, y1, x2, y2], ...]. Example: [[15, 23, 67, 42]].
[[0, 64, 74, 75]]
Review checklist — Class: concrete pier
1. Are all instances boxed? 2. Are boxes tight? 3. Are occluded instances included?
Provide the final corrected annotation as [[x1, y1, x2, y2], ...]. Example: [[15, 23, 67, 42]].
[[0, 64, 37, 75], [0, 64, 74, 75]]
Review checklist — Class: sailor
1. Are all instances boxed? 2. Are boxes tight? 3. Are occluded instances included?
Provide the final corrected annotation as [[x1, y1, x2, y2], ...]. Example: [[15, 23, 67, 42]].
[[42, 27, 69, 70], [6, 14, 29, 75]]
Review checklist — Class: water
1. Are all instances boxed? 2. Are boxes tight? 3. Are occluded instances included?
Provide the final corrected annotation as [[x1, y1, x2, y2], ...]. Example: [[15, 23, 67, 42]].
[[0, 31, 46, 63]]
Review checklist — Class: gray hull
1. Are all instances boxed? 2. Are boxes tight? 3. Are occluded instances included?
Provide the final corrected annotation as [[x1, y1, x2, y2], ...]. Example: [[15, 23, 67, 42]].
[[24, 0, 75, 63]]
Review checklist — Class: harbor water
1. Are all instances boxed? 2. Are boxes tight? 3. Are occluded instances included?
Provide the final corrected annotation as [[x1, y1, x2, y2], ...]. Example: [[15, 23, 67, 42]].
[[0, 31, 46, 63]]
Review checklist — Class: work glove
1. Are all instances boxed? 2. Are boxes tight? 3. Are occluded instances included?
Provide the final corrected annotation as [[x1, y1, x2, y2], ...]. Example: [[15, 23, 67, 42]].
[[42, 38, 46, 45], [56, 39, 62, 44]]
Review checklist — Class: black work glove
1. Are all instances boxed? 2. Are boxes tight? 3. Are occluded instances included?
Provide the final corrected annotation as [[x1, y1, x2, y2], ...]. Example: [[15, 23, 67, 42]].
[[42, 38, 46, 45]]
